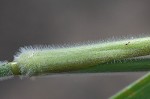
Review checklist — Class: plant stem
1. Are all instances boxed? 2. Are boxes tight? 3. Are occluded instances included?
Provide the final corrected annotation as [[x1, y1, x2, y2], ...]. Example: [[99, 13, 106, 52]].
[[1, 37, 150, 77]]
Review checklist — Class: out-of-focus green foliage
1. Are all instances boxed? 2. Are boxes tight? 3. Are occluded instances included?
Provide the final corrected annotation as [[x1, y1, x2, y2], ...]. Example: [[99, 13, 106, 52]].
[[110, 72, 150, 99]]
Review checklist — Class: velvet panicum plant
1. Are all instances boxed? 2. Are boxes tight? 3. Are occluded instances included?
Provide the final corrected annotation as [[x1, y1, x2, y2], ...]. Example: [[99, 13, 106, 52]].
[[1, 36, 150, 98]]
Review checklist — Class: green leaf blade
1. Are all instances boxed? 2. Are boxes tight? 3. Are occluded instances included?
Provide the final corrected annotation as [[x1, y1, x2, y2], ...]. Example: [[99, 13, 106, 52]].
[[72, 58, 150, 73], [110, 72, 150, 99]]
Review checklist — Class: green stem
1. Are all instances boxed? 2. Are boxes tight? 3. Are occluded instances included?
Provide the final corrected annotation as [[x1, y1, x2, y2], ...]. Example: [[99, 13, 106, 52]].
[[1, 37, 150, 77]]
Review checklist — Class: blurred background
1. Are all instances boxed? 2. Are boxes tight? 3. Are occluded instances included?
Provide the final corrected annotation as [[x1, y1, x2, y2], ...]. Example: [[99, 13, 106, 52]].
[[0, 0, 150, 99]]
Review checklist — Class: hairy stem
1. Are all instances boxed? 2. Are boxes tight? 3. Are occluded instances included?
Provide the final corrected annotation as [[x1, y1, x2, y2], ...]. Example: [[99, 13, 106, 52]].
[[1, 37, 150, 77]]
